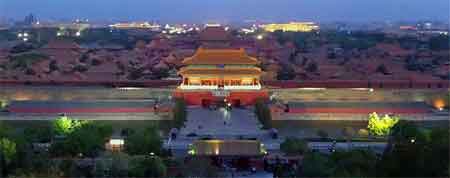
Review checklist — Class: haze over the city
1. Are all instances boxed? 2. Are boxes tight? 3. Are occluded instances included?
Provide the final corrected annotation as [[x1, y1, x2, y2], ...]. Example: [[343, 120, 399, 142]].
[[1, 0, 449, 23]]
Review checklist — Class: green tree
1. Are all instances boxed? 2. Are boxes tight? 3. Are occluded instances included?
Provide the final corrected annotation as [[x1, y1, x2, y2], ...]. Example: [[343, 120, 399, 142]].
[[367, 112, 399, 136], [302, 152, 333, 177], [280, 137, 308, 156], [53, 116, 87, 135], [129, 155, 166, 177], [378, 122, 449, 177], [172, 99, 187, 129], [125, 126, 162, 155], [330, 149, 377, 177], [254, 98, 272, 129], [0, 138, 16, 166], [23, 125, 52, 143], [51, 122, 112, 157]]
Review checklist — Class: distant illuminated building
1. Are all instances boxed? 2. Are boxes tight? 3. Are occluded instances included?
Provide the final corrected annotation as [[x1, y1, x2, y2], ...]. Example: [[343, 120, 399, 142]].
[[261, 22, 319, 32], [109, 22, 161, 30]]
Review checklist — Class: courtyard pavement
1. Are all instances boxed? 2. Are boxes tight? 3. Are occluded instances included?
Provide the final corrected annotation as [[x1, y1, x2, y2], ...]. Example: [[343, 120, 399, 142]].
[[178, 106, 268, 138]]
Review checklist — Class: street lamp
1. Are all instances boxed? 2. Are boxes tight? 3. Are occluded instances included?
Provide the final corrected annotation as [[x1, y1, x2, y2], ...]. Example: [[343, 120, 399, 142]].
[[75, 31, 81, 37], [257, 35, 263, 40], [410, 138, 415, 144]]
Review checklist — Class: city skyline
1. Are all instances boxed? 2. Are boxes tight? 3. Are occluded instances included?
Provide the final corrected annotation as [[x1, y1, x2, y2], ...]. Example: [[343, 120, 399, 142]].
[[0, 0, 449, 23]]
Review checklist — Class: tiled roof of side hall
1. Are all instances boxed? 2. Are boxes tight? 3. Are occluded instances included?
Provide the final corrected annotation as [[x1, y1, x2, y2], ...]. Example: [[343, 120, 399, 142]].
[[182, 48, 260, 65]]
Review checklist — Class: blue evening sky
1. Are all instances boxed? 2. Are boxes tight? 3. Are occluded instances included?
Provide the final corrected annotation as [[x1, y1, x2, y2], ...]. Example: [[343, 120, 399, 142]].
[[0, 0, 448, 23]]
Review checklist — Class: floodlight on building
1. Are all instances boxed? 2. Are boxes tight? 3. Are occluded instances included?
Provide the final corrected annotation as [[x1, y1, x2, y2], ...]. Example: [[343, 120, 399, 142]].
[[162, 30, 167, 34], [23, 33, 29, 37], [17, 33, 23, 38], [75, 31, 81, 37], [57, 32, 62, 36], [410, 138, 415, 143], [23, 38, 28, 42]]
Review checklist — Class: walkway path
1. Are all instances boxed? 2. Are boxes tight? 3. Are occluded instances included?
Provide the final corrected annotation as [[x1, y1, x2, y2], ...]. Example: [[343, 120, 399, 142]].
[[179, 106, 267, 138]]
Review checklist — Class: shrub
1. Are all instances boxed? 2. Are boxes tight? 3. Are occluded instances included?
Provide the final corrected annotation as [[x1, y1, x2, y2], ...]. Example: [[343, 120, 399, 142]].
[[254, 98, 272, 129], [172, 99, 187, 129], [357, 129, 369, 138], [317, 129, 329, 139], [280, 137, 308, 155]]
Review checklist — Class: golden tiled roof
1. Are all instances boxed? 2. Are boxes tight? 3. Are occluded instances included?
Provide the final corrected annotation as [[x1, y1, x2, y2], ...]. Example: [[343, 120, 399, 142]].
[[179, 68, 262, 76], [182, 48, 260, 65]]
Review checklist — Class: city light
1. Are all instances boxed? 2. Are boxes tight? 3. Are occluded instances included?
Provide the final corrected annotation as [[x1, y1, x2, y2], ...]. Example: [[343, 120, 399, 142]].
[[256, 35, 263, 40], [75, 31, 81, 36], [23, 38, 28, 42], [17, 33, 23, 38], [23, 33, 29, 37]]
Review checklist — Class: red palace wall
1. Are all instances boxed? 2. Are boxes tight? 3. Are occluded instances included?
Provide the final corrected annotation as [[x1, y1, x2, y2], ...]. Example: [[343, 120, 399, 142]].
[[173, 89, 269, 106]]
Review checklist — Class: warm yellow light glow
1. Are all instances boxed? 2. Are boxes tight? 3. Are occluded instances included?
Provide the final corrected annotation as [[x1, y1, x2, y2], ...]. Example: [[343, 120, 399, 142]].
[[433, 99, 446, 110], [215, 148, 219, 155], [261, 22, 319, 32]]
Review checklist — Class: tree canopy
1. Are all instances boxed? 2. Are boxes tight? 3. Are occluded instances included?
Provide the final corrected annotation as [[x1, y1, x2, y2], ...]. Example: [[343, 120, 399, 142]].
[[53, 116, 88, 136], [367, 112, 399, 136], [280, 137, 308, 155], [125, 126, 162, 155]]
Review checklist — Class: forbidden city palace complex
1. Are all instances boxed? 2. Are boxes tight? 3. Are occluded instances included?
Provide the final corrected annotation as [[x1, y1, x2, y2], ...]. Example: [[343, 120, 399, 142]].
[[174, 26, 268, 106]]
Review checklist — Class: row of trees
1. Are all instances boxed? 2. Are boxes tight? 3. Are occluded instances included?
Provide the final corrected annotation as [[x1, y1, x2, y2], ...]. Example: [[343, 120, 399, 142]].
[[0, 116, 167, 177], [277, 120, 449, 177]]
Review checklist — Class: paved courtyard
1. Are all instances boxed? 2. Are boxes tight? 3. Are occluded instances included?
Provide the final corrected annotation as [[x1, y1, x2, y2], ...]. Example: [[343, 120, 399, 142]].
[[179, 106, 267, 138]]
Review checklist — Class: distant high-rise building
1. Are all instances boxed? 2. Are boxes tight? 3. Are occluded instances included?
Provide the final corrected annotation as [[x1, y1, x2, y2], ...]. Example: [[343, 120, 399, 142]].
[[23, 13, 37, 26]]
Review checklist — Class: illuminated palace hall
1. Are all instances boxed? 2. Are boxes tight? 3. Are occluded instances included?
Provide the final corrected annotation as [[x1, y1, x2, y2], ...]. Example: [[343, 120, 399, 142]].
[[174, 47, 268, 106], [179, 48, 262, 90]]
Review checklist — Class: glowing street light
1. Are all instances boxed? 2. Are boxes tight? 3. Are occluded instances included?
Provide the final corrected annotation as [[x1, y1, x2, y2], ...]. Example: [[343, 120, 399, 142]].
[[23, 38, 28, 42], [17, 33, 23, 38], [23, 33, 29, 37], [75, 31, 81, 37], [410, 138, 415, 143], [257, 35, 264, 40]]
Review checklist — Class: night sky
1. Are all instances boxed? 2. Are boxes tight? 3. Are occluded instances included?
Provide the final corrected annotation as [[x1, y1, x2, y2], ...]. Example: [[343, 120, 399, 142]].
[[0, 0, 448, 23]]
